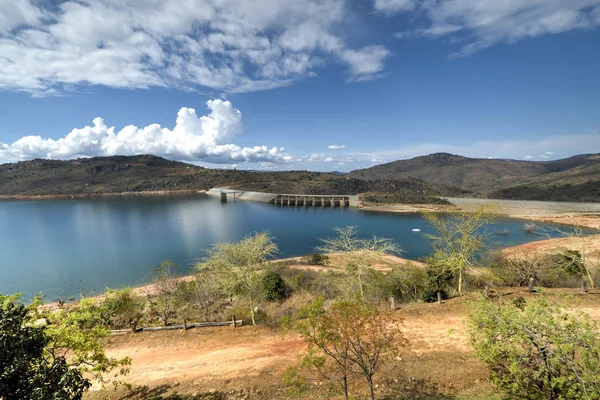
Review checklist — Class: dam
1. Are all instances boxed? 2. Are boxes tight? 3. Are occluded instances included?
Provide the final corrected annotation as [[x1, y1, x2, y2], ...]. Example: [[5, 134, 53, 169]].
[[205, 188, 360, 207]]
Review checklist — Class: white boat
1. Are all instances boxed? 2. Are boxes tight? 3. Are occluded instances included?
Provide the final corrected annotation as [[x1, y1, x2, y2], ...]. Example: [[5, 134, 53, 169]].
[[412, 228, 421, 232]]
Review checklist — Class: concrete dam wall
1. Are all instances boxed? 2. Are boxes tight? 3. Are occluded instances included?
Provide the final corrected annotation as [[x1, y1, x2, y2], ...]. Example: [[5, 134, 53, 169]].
[[206, 188, 360, 207]]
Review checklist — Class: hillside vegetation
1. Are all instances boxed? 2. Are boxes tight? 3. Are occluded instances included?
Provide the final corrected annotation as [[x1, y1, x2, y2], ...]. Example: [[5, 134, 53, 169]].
[[349, 152, 600, 201], [0, 155, 465, 203], [1, 152, 598, 202]]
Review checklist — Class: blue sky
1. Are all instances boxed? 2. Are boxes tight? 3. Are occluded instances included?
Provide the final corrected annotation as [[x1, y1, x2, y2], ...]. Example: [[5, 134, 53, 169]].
[[1, 0, 599, 171]]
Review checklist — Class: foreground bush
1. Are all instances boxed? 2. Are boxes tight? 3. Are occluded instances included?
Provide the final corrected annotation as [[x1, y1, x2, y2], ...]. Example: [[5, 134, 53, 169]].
[[469, 295, 600, 399], [0, 294, 91, 399]]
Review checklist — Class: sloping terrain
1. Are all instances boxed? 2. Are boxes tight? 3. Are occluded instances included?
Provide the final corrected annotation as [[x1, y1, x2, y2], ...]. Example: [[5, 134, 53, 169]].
[[0, 155, 463, 203], [349, 153, 600, 200]]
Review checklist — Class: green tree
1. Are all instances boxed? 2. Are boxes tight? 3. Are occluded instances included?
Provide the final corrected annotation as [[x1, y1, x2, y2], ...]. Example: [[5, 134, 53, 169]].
[[317, 226, 400, 303], [423, 207, 496, 296], [42, 297, 131, 387], [261, 269, 287, 301], [290, 298, 405, 400], [1, 294, 94, 399], [197, 232, 278, 325], [469, 295, 600, 399]]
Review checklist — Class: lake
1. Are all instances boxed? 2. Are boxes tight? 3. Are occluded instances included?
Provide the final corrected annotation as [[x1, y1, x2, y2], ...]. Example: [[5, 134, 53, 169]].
[[0, 194, 567, 301]]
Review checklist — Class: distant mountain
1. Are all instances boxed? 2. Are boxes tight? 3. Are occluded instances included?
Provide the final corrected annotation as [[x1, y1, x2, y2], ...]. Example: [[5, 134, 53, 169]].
[[349, 153, 600, 201], [0, 155, 464, 204], [2, 153, 597, 202]]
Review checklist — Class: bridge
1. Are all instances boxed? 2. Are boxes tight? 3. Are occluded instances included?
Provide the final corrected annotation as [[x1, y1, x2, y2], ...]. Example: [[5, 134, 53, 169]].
[[273, 194, 350, 207], [206, 188, 360, 207]]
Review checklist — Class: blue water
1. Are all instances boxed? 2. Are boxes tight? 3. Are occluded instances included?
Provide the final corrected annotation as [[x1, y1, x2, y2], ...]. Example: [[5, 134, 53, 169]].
[[0, 194, 567, 301]]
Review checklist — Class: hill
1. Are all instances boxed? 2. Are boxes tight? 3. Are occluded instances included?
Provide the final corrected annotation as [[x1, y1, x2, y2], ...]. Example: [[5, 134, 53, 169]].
[[349, 153, 600, 202], [0, 155, 464, 204]]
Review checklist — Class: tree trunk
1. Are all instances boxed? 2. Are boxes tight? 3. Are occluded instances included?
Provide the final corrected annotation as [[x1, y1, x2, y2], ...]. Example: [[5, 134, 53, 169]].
[[131, 321, 137, 333], [183, 318, 188, 330], [343, 375, 349, 400], [250, 304, 256, 325], [458, 269, 463, 296], [367, 376, 375, 400], [437, 291, 442, 304]]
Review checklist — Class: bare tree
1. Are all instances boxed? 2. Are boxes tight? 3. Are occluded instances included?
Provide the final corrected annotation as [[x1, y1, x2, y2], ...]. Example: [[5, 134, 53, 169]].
[[196, 232, 278, 325], [317, 226, 400, 303], [423, 207, 496, 296], [144, 260, 179, 326], [291, 298, 405, 400]]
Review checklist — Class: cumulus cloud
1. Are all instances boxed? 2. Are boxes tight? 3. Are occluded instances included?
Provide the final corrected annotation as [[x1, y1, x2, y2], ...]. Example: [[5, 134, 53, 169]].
[[328, 144, 346, 150], [0, 0, 392, 95], [525, 155, 534, 160], [0, 100, 292, 164], [380, 0, 600, 56]]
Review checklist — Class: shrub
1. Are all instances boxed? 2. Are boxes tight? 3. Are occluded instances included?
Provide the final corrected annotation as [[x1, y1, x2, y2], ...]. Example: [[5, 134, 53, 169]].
[[422, 257, 453, 303], [469, 296, 600, 399], [491, 252, 578, 288], [103, 288, 145, 331], [261, 270, 287, 301], [305, 253, 330, 266]]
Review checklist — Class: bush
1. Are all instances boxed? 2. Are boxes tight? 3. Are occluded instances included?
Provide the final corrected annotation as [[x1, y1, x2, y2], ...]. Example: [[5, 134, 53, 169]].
[[422, 287, 448, 303], [469, 296, 600, 399], [103, 288, 146, 330], [261, 270, 287, 301], [422, 257, 454, 303], [0, 294, 91, 398], [385, 265, 427, 303], [305, 253, 330, 266], [491, 252, 579, 288]]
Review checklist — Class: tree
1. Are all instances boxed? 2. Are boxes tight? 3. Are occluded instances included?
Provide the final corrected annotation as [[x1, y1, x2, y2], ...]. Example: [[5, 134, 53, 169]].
[[261, 269, 287, 301], [0, 294, 91, 399], [469, 295, 600, 400], [423, 207, 496, 296], [41, 297, 131, 387], [197, 232, 278, 325], [103, 287, 145, 332], [290, 298, 405, 400], [317, 226, 400, 303], [145, 260, 179, 326]]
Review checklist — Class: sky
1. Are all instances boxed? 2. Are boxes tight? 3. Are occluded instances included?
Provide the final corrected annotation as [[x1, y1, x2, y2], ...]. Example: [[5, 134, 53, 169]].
[[0, 0, 599, 171]]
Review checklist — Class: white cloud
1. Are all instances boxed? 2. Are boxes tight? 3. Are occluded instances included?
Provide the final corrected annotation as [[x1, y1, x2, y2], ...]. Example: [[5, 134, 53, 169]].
[[373, 0, 415, 14], [338, 46, 390, 81], [328, 144, 346, 150], [307, 153, 335, 162], [0, 99, 292, 164], [383, 0, 600, 56], [0, 0, 391, 95], [525, 155, 533, 160]]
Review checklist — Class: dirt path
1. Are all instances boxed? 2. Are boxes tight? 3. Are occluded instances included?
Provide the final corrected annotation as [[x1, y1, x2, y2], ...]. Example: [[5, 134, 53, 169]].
[[85, 289, 600, 399]]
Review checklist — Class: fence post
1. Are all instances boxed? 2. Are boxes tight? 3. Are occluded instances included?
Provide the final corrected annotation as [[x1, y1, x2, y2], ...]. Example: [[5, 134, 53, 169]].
[[232, 315, 237, 328]]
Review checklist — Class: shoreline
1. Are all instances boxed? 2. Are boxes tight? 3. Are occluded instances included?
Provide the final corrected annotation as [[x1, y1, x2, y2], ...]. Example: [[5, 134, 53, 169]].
[[0, 189, 206, 201]]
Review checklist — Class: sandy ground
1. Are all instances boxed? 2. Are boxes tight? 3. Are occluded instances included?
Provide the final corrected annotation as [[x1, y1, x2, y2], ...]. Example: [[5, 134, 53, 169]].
[[361, 199, 600, 230], [504, 234, 600, 267], [85, 289, 600, 400]]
